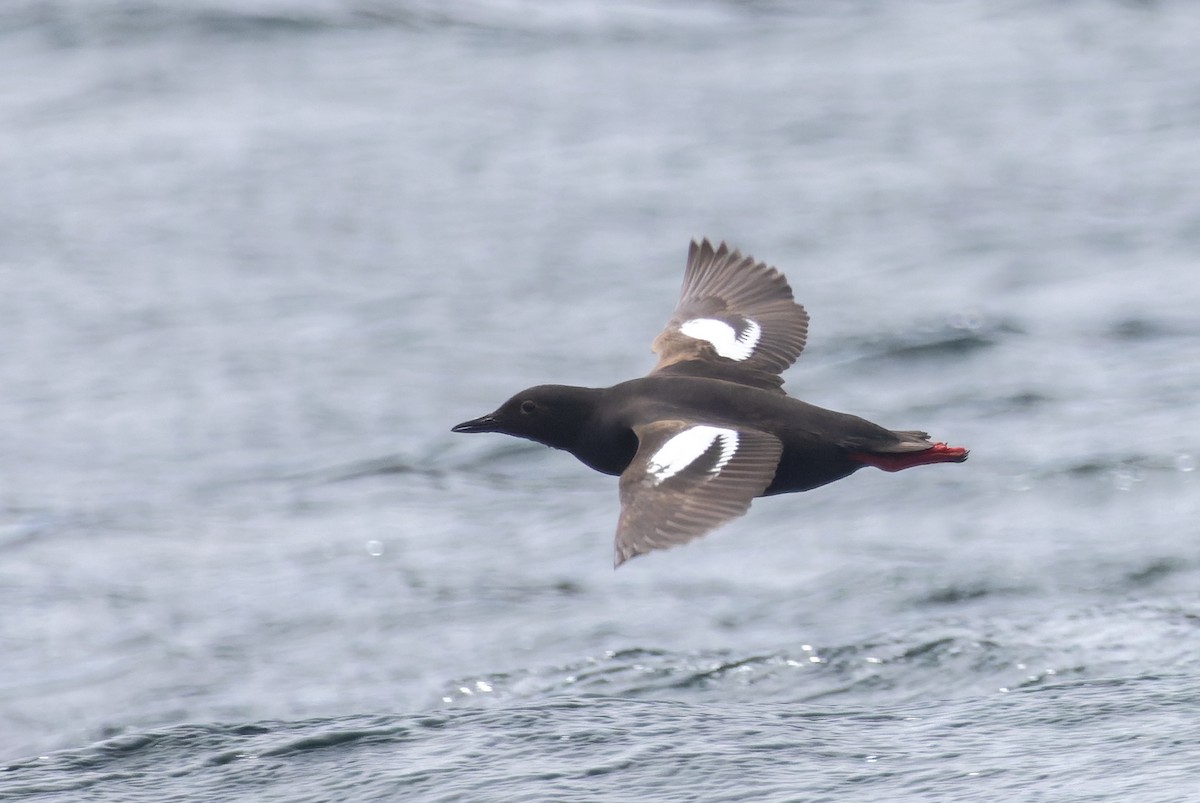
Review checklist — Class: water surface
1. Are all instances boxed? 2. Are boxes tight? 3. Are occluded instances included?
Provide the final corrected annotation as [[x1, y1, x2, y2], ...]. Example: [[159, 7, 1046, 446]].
[[3, 1, 1199, 799]]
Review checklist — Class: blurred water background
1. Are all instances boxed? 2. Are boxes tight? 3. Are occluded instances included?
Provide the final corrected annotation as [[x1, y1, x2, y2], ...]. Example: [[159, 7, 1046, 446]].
[[3, 0, 1200, 800]]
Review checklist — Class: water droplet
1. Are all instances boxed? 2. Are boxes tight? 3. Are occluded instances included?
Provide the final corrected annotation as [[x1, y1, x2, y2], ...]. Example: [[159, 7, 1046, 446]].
[[1177, 454, 1195, 473], [865, 755, 878, 763], [808, 655, 822, 664], [366, 540, 384, 556], [949, 311, 983, 331], [801, 644, 813, 651], [475, 680, 492, 692], [1113, 466, 1142, 491], [865, 656, 882, 664]]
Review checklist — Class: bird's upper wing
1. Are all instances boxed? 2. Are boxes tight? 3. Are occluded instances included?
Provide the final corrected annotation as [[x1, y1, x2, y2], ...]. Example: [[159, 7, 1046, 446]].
[[614, 420, 782, 566], [648, 239, 809, 392]]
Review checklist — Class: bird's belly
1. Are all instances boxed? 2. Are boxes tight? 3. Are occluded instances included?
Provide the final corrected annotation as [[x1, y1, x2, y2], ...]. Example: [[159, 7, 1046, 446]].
[[762, 442, 863, 495]]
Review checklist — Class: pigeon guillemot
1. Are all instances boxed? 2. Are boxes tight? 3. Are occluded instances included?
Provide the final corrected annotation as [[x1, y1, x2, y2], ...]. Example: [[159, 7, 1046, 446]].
[[453, 240, 969, 566]]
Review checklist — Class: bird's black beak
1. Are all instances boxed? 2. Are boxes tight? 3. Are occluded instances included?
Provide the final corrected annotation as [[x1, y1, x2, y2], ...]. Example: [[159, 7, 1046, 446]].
[[451, 413, 501, 434]]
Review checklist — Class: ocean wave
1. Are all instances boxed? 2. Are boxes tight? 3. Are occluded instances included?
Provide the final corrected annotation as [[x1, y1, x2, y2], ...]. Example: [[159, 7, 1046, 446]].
[[8, 673, 1200, 802], [433, 635, 1073, 710], [0, 0, 746, 46]]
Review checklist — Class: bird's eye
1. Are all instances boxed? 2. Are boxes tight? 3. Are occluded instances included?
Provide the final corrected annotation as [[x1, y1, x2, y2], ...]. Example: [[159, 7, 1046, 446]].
[[520, 400, 537, 414]]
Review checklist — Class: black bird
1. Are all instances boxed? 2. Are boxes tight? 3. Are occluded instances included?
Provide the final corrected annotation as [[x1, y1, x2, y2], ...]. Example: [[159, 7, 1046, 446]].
[[453, 240, 969, 566]]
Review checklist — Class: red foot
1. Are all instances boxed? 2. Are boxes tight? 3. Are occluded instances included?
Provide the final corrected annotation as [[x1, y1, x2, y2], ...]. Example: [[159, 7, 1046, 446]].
[[849, 442, 970, 473]]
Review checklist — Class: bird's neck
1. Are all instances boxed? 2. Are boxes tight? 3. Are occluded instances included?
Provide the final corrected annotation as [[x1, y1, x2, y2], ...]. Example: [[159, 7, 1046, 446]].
[[557, 385, 637, 476]]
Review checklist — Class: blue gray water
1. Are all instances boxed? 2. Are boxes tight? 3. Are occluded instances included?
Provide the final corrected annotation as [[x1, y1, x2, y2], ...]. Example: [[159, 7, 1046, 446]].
[[3, 1, 1200, 800]]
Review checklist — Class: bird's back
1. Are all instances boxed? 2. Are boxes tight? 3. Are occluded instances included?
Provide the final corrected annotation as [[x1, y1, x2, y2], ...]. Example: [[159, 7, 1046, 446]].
[[602, 375, 925, 494]]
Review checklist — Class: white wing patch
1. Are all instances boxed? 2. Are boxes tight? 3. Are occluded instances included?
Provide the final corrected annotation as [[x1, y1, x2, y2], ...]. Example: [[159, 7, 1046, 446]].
[[679, 318, 762, 361], [647, 425, 739, 485]]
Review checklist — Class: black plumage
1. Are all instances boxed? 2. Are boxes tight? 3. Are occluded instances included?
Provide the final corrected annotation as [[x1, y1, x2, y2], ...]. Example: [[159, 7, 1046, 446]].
[[453, 240, 968, 566]]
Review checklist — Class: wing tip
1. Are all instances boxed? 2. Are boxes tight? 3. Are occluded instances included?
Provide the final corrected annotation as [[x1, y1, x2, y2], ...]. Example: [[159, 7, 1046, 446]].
[[688, 238, 738, 277], [686, 237, 795, 303]]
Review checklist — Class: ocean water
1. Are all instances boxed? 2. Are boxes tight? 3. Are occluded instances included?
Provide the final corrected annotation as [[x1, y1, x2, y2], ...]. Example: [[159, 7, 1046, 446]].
[[3, 0, 1200, 800]]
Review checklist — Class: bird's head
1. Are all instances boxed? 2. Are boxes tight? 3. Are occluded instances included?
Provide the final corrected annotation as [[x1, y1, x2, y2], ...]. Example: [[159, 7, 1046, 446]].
[[452, 384, 598, 450]]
